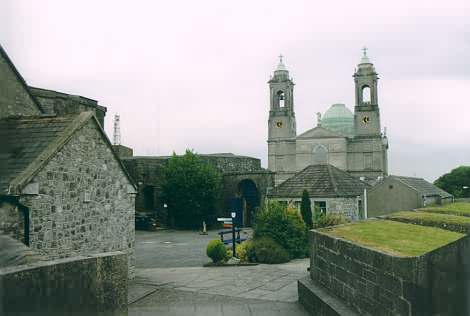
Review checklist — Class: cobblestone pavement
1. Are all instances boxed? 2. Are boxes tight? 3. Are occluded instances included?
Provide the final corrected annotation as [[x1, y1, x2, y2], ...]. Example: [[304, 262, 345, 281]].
[[130, 230, 310, 315]]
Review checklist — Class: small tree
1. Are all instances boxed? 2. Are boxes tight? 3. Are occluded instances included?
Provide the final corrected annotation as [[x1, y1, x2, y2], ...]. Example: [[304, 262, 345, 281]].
[[160, 150, 222, 229], [300, 190, 313, 229]]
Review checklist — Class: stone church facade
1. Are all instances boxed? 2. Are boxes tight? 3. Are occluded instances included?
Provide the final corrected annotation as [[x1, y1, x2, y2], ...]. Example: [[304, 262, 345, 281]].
[[268, 51, 389, 185]]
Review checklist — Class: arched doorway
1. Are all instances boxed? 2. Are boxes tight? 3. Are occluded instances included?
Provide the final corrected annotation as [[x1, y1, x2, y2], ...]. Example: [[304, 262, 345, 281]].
[[238, 179, 260, 226]]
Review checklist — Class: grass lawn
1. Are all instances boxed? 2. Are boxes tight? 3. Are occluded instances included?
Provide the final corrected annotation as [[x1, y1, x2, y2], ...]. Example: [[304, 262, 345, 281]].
[[388, 211, 470, 226], [321, 220, 464, 257], [420, 202, 470, 216]]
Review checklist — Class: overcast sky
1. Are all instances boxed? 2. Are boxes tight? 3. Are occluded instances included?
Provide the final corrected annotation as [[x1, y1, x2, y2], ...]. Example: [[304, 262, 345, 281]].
[[1, 0, 469, 181]]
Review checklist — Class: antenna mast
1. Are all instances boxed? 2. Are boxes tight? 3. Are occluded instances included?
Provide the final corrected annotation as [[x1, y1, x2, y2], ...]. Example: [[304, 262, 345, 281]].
[[113, 114, 121, 145]]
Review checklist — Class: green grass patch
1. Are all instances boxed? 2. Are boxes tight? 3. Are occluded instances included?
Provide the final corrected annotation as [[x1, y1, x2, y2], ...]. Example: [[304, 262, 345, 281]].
[[420, 202, 470, 217], [388, 211, 470, 227], [321, 220, 464, 257]]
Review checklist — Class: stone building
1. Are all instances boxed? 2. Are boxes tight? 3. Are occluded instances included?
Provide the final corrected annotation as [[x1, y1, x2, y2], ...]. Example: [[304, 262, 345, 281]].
[[0, 43, 136, 276], [268, 164, 370, 219], [367, 175, 453, 217], [120, 153, 273, 227], [268, 51, 389, 185]]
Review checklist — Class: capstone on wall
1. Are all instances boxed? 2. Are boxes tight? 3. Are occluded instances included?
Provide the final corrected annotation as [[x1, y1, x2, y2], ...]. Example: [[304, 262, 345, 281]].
[[19, 119, 136, 277], [0, 52, 41, 118], [29, 87, 107, 127]]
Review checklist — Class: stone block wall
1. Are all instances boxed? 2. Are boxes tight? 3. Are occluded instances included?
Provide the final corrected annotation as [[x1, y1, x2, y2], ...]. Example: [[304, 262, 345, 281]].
[[0, 252, 128, 316], [306, 228, 470, 315], [0, 48, 42, 118], [19, 119, 135, 277]]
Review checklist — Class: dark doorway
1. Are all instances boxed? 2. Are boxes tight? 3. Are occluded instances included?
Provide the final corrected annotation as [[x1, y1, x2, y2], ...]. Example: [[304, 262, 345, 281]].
[[238, 179, 260, 226], [143, 186, 155, 210]]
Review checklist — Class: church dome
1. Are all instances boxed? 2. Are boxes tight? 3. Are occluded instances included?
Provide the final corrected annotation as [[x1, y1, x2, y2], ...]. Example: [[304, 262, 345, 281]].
[[321, 104, 354, 136]]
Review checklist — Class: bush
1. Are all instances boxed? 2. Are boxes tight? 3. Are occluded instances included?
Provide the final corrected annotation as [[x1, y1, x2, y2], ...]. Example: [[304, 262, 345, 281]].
[[251, 237, 290, 264], [253, 201, 308, 259], [236, 240, 253, 262], [313, 213, 349, 229], [206, 239, 227, 263], [300, 190, 313, 229]]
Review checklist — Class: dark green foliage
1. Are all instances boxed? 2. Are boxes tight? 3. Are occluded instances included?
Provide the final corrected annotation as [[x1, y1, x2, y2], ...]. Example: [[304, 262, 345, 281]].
[[206, 239, 227, 263], [300, 190, 313, 229], [313, 213, 349, 229], [253, 201, 308, 259], [250, 237, 289, 264], [434, 166, 470, 198], [160, 150, 222, 229]]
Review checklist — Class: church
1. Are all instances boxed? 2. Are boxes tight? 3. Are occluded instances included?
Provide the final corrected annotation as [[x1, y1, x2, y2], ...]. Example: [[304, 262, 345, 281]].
[[267, 50, 389, 186]]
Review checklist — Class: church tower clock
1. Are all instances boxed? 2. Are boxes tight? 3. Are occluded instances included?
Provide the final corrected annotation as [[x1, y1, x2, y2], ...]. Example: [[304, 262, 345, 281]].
[[267, 55, 297, 185], [353, 48, 381, 137]]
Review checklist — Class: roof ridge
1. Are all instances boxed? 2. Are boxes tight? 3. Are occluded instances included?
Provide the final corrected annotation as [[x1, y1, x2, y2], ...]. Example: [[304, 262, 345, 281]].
[[327, 164, 340, 194]]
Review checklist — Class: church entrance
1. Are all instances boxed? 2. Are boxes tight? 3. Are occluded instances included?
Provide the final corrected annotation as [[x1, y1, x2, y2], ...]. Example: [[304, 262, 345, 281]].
[[237, 179, 260, 227]]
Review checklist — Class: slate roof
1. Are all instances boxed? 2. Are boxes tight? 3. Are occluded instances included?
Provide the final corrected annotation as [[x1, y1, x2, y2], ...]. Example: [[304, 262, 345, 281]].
[[391, 175, 453, 199], [269, 164, 370, 198], [0, 112, 136, 195]]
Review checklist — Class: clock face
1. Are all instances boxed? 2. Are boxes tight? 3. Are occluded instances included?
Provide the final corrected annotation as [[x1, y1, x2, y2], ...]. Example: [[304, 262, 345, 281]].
[[362, 116, 370, 124], [276, 121, 283, 128]]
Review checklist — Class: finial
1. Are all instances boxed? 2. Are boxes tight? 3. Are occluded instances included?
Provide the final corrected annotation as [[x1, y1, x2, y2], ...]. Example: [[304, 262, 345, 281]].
[[278, 54, 284, 64], [362, 46, 368, 57], [316, 112, 322, 126]]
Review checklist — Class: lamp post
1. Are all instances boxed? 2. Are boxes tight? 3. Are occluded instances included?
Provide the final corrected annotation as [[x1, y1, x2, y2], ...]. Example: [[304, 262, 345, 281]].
[[231, 212, 236, 257]]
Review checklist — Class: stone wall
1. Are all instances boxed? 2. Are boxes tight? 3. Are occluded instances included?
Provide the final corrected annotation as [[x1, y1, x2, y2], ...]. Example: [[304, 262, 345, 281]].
[[301, 227, 470, 315], [122, 155, 265, 223], [19, 119, 136, 277], [0, 252, 128, 316], [0, 48, 42, 118], [29, 87, 107, 127], [272, 197, 360, 220]]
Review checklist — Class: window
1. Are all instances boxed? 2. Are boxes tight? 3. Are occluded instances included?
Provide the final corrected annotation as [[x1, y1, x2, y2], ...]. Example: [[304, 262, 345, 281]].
[[277, 90, 285, 107], [362, 86, 371, 103], [314, 201, 327, 215]]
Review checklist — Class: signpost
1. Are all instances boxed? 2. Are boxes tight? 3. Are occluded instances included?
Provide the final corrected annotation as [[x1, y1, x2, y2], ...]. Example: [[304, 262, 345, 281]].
[[231, 212, 236, 257]]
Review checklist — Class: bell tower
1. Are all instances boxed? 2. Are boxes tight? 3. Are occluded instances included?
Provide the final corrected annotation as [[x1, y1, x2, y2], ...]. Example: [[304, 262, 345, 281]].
[[353, 47, 381, 137], [267, 55, 297, 185]]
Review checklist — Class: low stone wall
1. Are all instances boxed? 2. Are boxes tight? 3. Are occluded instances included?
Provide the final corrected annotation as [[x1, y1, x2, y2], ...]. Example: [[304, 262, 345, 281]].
[[0, 252, 128, 316], [300, 228, 470, 315], [385, 212, 470, 235]]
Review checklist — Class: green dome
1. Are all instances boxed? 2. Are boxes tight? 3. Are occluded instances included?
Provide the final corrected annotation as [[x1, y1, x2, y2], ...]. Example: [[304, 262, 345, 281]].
[[321, 104, 354, 136]]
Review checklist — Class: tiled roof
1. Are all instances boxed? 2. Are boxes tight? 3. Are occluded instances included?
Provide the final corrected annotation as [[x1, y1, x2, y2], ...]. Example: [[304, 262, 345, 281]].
[[392, 176, 453, 199], [0, 115, 75, 194], [269, 164, 370, 198]]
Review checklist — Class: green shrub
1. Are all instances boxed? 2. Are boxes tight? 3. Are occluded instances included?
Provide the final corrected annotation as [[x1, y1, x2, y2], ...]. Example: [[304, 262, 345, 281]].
[[253, 201, 308, 259], [206, 239, 227, 263], [300, 190, 313, 229], [251, 237, 289, 264], [236, 241, 250, 262], [313, 213, 349, 229]]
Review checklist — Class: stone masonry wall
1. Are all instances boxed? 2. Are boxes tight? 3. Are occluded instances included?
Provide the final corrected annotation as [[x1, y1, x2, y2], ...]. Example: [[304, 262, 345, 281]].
[[310, 229, 418, 315], [309, 228, 470, 315], [19, 119, 135, 277], [0, 252, 128, 315], [273, 197, 360, 220], [0, 50, 41, 118]]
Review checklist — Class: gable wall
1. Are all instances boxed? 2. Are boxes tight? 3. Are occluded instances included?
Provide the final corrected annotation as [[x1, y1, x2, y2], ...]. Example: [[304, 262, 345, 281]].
[[0, 50, 41, 118], [296, 137, 348, 171], [19, 119, 136, 277], [367, 177, 421, 217]]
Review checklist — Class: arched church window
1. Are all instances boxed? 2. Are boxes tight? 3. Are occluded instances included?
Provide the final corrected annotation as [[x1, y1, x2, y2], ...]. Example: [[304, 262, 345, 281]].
[[277, 90, 285, 107], [362, 86, 371, 104], [313, 145, 328, 165]]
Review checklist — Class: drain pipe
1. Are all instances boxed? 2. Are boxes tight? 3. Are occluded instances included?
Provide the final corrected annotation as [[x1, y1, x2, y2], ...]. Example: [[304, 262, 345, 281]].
[[364, 188, 368, 219]]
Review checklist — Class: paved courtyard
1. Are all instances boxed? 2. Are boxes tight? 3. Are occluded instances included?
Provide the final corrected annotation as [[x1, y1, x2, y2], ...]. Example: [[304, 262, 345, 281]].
[[129, 229, 310, 316]]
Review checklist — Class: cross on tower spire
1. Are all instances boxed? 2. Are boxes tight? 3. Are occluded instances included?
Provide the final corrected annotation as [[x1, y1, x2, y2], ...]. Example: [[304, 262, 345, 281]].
[[362, 46, 368, 57], [278, 54, 284, 64]]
